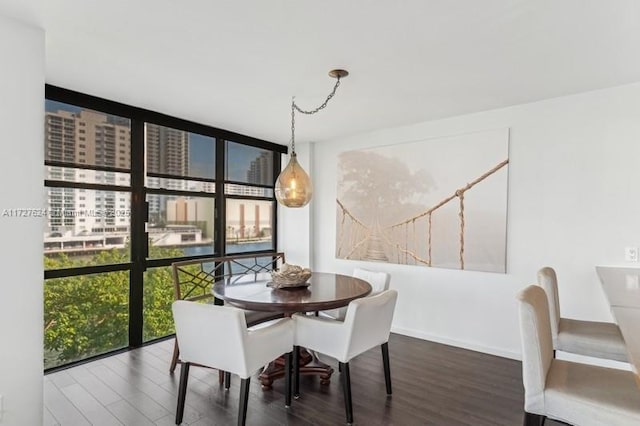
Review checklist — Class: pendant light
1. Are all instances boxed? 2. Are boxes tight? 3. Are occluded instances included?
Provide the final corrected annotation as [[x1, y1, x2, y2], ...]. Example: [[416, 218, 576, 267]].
[[275, 69, 349, 208]]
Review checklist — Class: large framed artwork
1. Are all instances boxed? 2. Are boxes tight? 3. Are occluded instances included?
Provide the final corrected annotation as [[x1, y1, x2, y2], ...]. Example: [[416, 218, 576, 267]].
[[336, 128, 509, 273]]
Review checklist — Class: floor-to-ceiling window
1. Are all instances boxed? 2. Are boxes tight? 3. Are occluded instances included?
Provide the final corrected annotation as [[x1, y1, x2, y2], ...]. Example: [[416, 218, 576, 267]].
[[43, 86, 285, 370]]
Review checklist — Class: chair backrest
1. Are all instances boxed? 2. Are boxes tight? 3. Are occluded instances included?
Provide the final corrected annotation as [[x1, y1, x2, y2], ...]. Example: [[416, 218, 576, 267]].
[[171, 252, 286, 301], [536, 266, 561, 340], [172, 300, 249, 375], [353, 267, 391, 294], [517, 285, 554, 414], [342, 289, 398, 361], [225, 252, 286, 276]]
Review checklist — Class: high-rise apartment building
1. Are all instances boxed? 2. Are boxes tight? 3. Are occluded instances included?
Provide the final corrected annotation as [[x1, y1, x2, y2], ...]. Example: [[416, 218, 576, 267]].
[[246, 151, 273, 185], [45, 109, 131, 235], [45, 109, 131, 169], [145, 123, 189, 176], [145, 124, 191, 219]]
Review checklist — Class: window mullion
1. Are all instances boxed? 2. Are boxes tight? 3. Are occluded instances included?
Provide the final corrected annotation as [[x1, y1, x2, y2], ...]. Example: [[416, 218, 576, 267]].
[[129, 119, 146, 348], [215, 138, 226, 257]]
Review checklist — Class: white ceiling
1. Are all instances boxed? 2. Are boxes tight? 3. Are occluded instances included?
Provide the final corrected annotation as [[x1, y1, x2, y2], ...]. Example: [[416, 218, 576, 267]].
[[2, 0, 640, 145]]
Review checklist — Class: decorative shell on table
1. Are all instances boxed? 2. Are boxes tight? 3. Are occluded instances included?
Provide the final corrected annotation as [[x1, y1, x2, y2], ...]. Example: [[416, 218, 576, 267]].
[[269, 263, 312, 289]]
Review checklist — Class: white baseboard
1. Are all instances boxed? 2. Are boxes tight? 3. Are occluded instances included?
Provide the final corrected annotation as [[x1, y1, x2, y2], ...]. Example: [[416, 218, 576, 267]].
[[391, 326, 521, 361]]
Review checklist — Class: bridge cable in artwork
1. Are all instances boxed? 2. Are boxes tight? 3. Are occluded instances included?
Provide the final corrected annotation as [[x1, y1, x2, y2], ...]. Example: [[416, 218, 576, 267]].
[[336, 159, 508, 269]]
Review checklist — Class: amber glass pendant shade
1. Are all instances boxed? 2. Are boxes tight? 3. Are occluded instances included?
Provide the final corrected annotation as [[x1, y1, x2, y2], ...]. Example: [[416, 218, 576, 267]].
[[275, 69, 346, 208], [275, 152, 313, 208]]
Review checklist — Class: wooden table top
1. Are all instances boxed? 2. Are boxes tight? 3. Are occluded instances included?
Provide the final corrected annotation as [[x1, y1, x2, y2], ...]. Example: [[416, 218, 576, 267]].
[[212, 271, 371, 313]]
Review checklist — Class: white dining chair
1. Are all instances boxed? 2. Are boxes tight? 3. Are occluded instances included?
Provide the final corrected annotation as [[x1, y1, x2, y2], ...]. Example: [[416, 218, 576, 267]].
[[537, 266, 627, 362], [293, 289, 398, 424], [171, 300, 294, 426], [170, 256, 285, 376], [321, 267, 391, 321], [517, 285, 640, 426]]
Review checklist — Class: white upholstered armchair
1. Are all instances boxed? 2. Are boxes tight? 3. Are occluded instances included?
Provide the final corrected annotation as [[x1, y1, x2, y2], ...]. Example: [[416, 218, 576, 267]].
[[321, 267, 391, 321], [537, 266, 627, 362], [294, 289, 398, 424], [517, 285, 640, 425], [171, 300, 294, 425]]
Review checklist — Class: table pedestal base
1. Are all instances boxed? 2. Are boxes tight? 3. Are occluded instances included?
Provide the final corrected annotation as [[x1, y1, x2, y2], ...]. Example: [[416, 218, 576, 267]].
[[259, 348, 334, 389]]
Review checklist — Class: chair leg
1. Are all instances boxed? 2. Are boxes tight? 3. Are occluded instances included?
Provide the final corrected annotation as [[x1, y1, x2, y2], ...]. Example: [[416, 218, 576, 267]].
[[218, 370, 224, 385], [238, 378, 250, 426], [225, 371, 231, 390], [176, 362, 190, 424], [381, 342, 392, 395], [284, 352, 292, 407], [339, 362, 354, 425], [523, 412, 546, 426], [169, 340, 180, 374], [293, 345, 300, 398]]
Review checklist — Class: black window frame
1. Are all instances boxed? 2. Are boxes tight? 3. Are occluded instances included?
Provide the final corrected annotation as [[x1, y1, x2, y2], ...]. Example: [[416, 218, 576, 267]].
[[44, 85, 286, 372]]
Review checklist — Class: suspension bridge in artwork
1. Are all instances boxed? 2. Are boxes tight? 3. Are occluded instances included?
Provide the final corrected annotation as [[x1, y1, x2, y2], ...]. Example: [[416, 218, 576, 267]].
[[336, 159, 508, 270]]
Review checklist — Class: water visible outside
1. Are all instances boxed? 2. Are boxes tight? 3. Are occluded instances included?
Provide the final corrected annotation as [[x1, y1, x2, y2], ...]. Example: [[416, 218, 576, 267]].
[[183, 241, 273, 256]]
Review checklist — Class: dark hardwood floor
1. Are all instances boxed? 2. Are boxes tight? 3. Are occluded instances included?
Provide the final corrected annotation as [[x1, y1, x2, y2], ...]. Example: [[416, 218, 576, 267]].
[[44, 333, 563, 425]]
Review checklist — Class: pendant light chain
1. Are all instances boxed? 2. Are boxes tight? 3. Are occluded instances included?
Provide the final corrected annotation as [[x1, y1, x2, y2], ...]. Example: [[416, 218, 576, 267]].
[[290, 99, 296, 154], [294, 77, 342, 115], [290, 76, 342, 155]]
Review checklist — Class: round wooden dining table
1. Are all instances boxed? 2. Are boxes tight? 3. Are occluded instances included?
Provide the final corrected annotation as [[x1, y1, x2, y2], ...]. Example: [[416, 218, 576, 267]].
[[212, 272, 372, 388], [213, 271, 371, 313]]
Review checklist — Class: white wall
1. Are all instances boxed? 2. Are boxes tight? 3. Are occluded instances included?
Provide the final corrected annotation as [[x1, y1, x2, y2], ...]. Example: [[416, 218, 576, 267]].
[[283, 82, 640, 359], [0, 15, 45, 426]]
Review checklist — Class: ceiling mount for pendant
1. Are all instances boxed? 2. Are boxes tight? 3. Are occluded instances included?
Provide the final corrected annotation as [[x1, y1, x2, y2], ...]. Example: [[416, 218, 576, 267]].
[[328, 69, 349, 79], [275, 69, 349, 208]]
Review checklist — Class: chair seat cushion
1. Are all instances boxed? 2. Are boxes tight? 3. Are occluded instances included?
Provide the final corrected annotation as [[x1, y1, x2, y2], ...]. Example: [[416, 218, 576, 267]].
[[545, 359, 640, 425], [557, 318, 628, 362], [243, 310, 284, 327]]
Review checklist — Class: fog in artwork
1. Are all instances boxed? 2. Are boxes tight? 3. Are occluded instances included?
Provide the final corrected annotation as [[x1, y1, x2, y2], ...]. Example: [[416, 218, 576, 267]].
[[335, 128, 509, 273]]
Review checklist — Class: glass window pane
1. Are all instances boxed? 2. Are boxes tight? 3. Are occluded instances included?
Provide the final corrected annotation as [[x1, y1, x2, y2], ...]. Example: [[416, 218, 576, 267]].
[[143, 266, 176, 342], [224, 183, 273, 197], [145, 123, 215, 180], [225, 141, 274, 185], [45, 100, 131, 169], [147, 194, 215, 259], [146, 176, 215, 193], [225, 199, 274, 253], [46, 166, 130, 186], [44, 271, 129, 369], [44, 189, 131, 270]]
